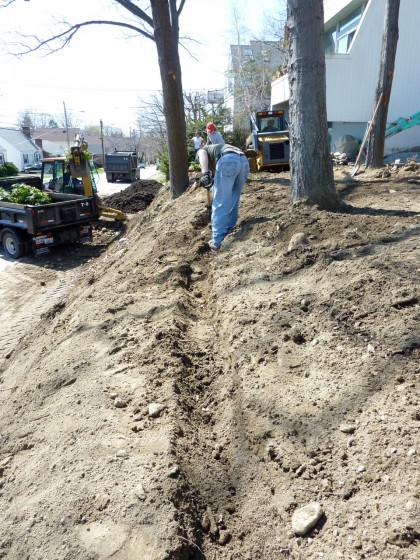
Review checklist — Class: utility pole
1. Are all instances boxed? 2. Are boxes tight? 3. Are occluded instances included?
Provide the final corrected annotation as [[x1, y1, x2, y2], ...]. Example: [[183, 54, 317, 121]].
[[100, 119, 105, 169], [63, 101, 70, 148]]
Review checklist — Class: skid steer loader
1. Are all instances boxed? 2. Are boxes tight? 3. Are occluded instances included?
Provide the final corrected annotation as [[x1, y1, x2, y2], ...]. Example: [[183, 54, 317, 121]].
[[247, 109, 290, 171]]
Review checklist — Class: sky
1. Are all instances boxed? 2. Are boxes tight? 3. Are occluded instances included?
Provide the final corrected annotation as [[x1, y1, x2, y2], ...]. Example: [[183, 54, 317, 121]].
[[0, 0, 284, 134]]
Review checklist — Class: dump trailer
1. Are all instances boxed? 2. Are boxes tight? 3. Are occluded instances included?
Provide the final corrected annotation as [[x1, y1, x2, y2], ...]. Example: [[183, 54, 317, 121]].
[[0, 177, 98, 259], [105, 151, 140, 183], [247, 109, 290, 171]]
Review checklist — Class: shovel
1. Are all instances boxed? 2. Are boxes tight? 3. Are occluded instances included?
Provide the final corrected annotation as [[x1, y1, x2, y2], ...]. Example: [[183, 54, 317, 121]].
[[351, 93, 383, 177]]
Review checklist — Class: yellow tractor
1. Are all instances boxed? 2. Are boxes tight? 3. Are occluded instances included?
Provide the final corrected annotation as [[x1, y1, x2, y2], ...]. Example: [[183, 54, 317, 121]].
[[247, 110, 290, 171], [40, 135, 127, 221]]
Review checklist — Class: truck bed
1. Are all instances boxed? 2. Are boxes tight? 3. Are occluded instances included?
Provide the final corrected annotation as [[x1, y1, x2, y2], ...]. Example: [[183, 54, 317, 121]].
[[0, 175, 42, 190], [0, 192, 98, 235]]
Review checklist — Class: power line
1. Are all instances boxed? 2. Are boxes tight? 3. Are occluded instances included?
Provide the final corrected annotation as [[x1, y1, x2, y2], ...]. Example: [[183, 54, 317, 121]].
[[1, 81, 224, 94]]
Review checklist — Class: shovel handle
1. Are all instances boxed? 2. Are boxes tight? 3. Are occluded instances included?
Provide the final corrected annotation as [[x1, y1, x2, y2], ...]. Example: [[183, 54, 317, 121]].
[[351, 93, 383, 176], [206, 189, 211, 208]]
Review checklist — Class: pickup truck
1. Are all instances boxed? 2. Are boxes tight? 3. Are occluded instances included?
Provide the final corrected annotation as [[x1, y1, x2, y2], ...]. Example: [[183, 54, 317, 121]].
[[0, 176, 99, 258]]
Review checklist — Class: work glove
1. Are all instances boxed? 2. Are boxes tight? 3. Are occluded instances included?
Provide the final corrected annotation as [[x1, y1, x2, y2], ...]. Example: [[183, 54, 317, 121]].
[[199, 171, 213, 189]]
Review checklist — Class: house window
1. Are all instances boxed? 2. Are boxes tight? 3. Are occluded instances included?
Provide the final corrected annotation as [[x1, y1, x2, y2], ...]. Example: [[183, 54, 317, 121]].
[[23, 154, 29, 165], [243, 46, 254, 60], [324, 3, 365, 54], [0, 154, 4, 165], [324, 31, 337, 54], [261, 49, 270, 63]]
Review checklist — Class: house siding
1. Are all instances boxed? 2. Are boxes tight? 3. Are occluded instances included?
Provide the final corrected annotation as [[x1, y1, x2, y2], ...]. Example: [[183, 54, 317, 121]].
[[0, 128, 42, 171], [271, 0, 420, 154]]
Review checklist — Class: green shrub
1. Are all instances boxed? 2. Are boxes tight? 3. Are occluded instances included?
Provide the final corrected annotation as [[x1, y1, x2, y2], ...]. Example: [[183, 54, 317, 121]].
[[0, 165, 6, 178], [1, 184, 52, 205], [157, 149, 169, 181], [4, 162, 18, 176], [224, 127, 249, 150], [189, 161, 201, 171]]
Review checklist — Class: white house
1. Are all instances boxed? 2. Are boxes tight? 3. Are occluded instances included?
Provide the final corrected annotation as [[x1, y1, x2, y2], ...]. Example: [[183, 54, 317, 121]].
[[271, 0, 420, 155], [0, 128, 42, 171]]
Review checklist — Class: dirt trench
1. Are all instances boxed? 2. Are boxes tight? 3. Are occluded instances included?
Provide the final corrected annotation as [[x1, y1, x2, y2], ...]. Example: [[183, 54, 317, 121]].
[[0, 169, 419, 559]]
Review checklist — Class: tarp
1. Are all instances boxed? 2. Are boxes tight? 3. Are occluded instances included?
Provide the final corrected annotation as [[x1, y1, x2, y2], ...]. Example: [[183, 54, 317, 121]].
[[333, 135, 359, 158]]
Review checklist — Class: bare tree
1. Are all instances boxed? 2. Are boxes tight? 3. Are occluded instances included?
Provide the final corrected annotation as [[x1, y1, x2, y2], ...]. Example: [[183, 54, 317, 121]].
[[17, 109, 59, 132], [183, 91, 208, 123], [2, 0, 189, 198], [227, 2, 287, 133], [16, 110, 34, 133], [287, 0, 341, 209], [136, 93, 167, 164], [366, 0, 400, 169]]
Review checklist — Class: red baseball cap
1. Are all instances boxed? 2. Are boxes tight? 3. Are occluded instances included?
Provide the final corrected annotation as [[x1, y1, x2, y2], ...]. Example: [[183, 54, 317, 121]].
[[206, 122, 216, 132]]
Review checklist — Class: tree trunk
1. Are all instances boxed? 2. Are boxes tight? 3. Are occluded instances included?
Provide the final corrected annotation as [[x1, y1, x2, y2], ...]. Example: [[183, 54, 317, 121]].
[[366, 0, 400, 169], [287, 0, 341, 210], [151, 0, 189, 198]]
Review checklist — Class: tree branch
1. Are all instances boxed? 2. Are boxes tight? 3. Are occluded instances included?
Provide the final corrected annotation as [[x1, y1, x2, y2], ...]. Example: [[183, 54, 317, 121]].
[[12, 20, 155, 56], [169, 0, 179, 43], [0, 0, 19, 8], [177, 0, 186, 17], [114, 0, 154, 28]]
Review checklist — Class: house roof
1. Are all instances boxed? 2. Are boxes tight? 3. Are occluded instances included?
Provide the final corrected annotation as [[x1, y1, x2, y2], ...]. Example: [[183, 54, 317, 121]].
[[40, 140, 67, 157], [32, 128, 119, 156], [0, 127, 40, 152], [324, 0, 363, 25], [32, 127, 79, 144], [82, 135, 119, 155]]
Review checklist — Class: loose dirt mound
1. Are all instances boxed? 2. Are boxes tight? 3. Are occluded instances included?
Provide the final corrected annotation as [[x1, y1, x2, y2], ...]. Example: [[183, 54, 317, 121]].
[[102, 180, 162, 213], [0, 166, 419, 559]]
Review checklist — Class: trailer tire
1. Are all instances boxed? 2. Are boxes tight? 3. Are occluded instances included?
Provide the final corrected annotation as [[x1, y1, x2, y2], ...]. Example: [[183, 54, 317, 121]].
[[2, 229, 27, 259]]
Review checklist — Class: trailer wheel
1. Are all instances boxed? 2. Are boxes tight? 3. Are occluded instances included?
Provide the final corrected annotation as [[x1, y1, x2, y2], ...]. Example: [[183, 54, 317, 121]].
[[2, 229, 27, 259]]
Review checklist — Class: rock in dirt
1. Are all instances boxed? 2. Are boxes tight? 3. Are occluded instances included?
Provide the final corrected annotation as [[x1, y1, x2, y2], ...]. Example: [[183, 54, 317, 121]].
[[287, 232, 309, 252], [94, 493, 110, 511], [291, 501, 324, 536], [218, 530, 232, 545], [113, 397, 127, 408], [134, 484, 146, 501], [148, 402, 165, 418], [339, 423, 356, 434], [202, 507, 218, 537]]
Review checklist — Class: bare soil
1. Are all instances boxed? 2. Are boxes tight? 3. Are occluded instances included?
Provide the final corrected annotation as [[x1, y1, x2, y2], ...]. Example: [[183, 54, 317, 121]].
[[0, 166, 419, 560]]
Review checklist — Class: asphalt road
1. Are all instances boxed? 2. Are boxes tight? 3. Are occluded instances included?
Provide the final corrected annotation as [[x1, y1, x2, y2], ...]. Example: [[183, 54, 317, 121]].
[[95, 165, 162, 197]]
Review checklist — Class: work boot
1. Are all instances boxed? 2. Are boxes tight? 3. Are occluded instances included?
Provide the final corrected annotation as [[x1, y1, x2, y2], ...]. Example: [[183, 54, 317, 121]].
[[208, 240, 221, 251]]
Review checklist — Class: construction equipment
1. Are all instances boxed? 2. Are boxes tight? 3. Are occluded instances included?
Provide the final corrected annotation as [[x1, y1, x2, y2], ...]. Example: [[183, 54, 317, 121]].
[[41, 135, 127, 221], [385, 110, 420, 139], [351, 100, 420, 177], [247, 109, 290, 171]]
